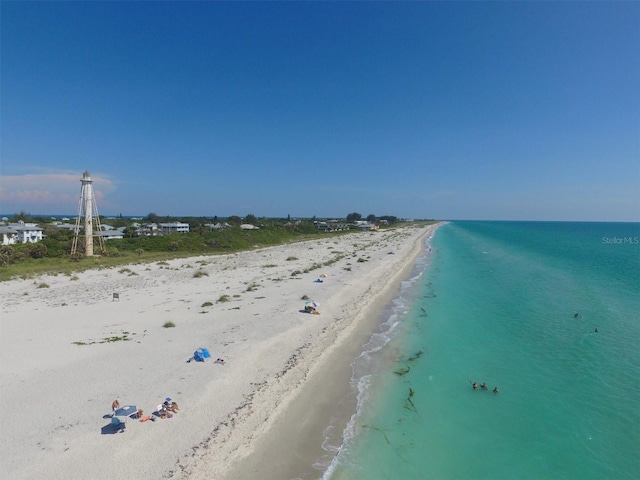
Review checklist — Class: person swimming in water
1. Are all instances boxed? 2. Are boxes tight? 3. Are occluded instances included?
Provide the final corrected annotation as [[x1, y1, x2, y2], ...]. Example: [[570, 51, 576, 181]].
[[480, 382, 488, 390], [471, 381, 478, 390], [595, 327, 599, 333], [493, 387, 499, 394]]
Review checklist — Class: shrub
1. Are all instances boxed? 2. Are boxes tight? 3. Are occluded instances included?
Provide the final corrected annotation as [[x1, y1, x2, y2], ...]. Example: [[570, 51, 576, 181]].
[[163, 321, 176, 328], [69, 252, 84, 262], [193, 270, 209, 278], [37, 282, 49, 288], [28, 243, 48, 259], [217, 295, 230, 303], [201, 301, 214, 307], [286, 256, 298, 261], [0, 246, 16, 266], [104, 247, 121, 257]]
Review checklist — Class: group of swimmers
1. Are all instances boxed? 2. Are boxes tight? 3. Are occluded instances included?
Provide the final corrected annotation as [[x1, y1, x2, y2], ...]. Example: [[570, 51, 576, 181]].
[[471, 381, 499, 394]]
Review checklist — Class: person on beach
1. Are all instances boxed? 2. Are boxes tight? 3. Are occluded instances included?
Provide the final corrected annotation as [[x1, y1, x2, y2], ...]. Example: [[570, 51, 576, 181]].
[[493, 387, 499, 394], [111, 399, 120, 412], [480, 382, 488, 390]]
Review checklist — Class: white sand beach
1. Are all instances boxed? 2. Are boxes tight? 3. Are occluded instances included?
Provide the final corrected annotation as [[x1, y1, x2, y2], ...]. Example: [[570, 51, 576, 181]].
[[0, 224, 436, 480]]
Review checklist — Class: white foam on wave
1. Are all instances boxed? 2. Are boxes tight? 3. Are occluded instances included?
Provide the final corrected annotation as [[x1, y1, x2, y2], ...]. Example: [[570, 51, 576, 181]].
[[317, 232, 438, 479]]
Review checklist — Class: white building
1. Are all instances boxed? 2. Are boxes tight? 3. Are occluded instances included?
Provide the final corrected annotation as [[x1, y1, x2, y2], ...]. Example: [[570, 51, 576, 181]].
[[158, 222, 190, 234], [9, 222, 44, 243], [97, 230, 125, 241], [0, 226, 18, 246], [353, 221, 378, 231]]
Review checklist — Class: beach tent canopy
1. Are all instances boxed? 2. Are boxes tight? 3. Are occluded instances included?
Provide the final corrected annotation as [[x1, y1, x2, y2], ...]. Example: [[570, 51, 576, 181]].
[[114, 405, 137, 418]]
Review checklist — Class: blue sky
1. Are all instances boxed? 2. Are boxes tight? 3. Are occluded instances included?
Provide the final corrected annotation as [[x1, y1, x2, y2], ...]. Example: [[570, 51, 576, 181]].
[[1, 2, 639, 221]]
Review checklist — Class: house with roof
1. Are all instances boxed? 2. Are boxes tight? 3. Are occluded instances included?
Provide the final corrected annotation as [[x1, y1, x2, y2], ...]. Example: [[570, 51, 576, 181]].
[[158, 222, 190, 234], [0, 226, 19, 246], [205, 222, 231, 230], [9, 221, 44, 243], [97, 227, 126, 241], [353, 221, 379, 231]]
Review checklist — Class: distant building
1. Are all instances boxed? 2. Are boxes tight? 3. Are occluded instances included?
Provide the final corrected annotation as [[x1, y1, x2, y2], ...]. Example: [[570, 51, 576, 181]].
[[10, 221, 44, 243], [54, 223, 81, 233], [1, 221, 44, 245], [158, 222, 190, 234], [316, 221, 350, 232], [0, 226, 18, 246], [353, 221, 378, 231], [205, 222, 231, 230], [97, 229, 125, 241]]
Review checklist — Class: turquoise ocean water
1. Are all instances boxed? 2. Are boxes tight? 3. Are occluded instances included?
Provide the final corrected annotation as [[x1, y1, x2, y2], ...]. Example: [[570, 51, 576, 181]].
[[320, 221, 640, 480]]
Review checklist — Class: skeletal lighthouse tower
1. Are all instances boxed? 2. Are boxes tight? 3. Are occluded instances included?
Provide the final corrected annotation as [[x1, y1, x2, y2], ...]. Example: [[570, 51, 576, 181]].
[[71, 171, 105, 256]]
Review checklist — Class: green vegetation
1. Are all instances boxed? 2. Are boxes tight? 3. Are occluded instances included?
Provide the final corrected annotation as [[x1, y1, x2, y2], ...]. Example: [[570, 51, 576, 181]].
[[73, 330, 134, 345], [193, 270, 209, 278], [163, 321, 176, 328], [201, 301, 214, 307], [217, 294, 230, 303], [0, 215, 436, 282]]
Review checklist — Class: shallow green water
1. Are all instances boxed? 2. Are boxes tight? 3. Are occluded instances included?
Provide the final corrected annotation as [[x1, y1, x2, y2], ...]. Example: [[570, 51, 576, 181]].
[[324, 221, 640, 480]]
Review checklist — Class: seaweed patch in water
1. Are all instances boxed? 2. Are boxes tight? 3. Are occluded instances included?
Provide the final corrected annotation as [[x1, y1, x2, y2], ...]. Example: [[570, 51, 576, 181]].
[[407, 351, 423, 362], [404, 387, 417, 414]]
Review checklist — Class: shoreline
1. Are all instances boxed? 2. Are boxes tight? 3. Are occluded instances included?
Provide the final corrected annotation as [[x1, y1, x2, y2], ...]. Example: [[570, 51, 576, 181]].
[[199, 224, 437, 480], [0, 224, 437, 480]]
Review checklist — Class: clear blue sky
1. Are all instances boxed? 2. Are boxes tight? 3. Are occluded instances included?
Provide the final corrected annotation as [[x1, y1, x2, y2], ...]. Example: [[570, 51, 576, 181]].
[[1, 1, 639, 221]]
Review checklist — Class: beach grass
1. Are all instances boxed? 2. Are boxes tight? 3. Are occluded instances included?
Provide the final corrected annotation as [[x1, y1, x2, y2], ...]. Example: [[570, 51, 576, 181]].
[[0, 222, 434, 282]]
